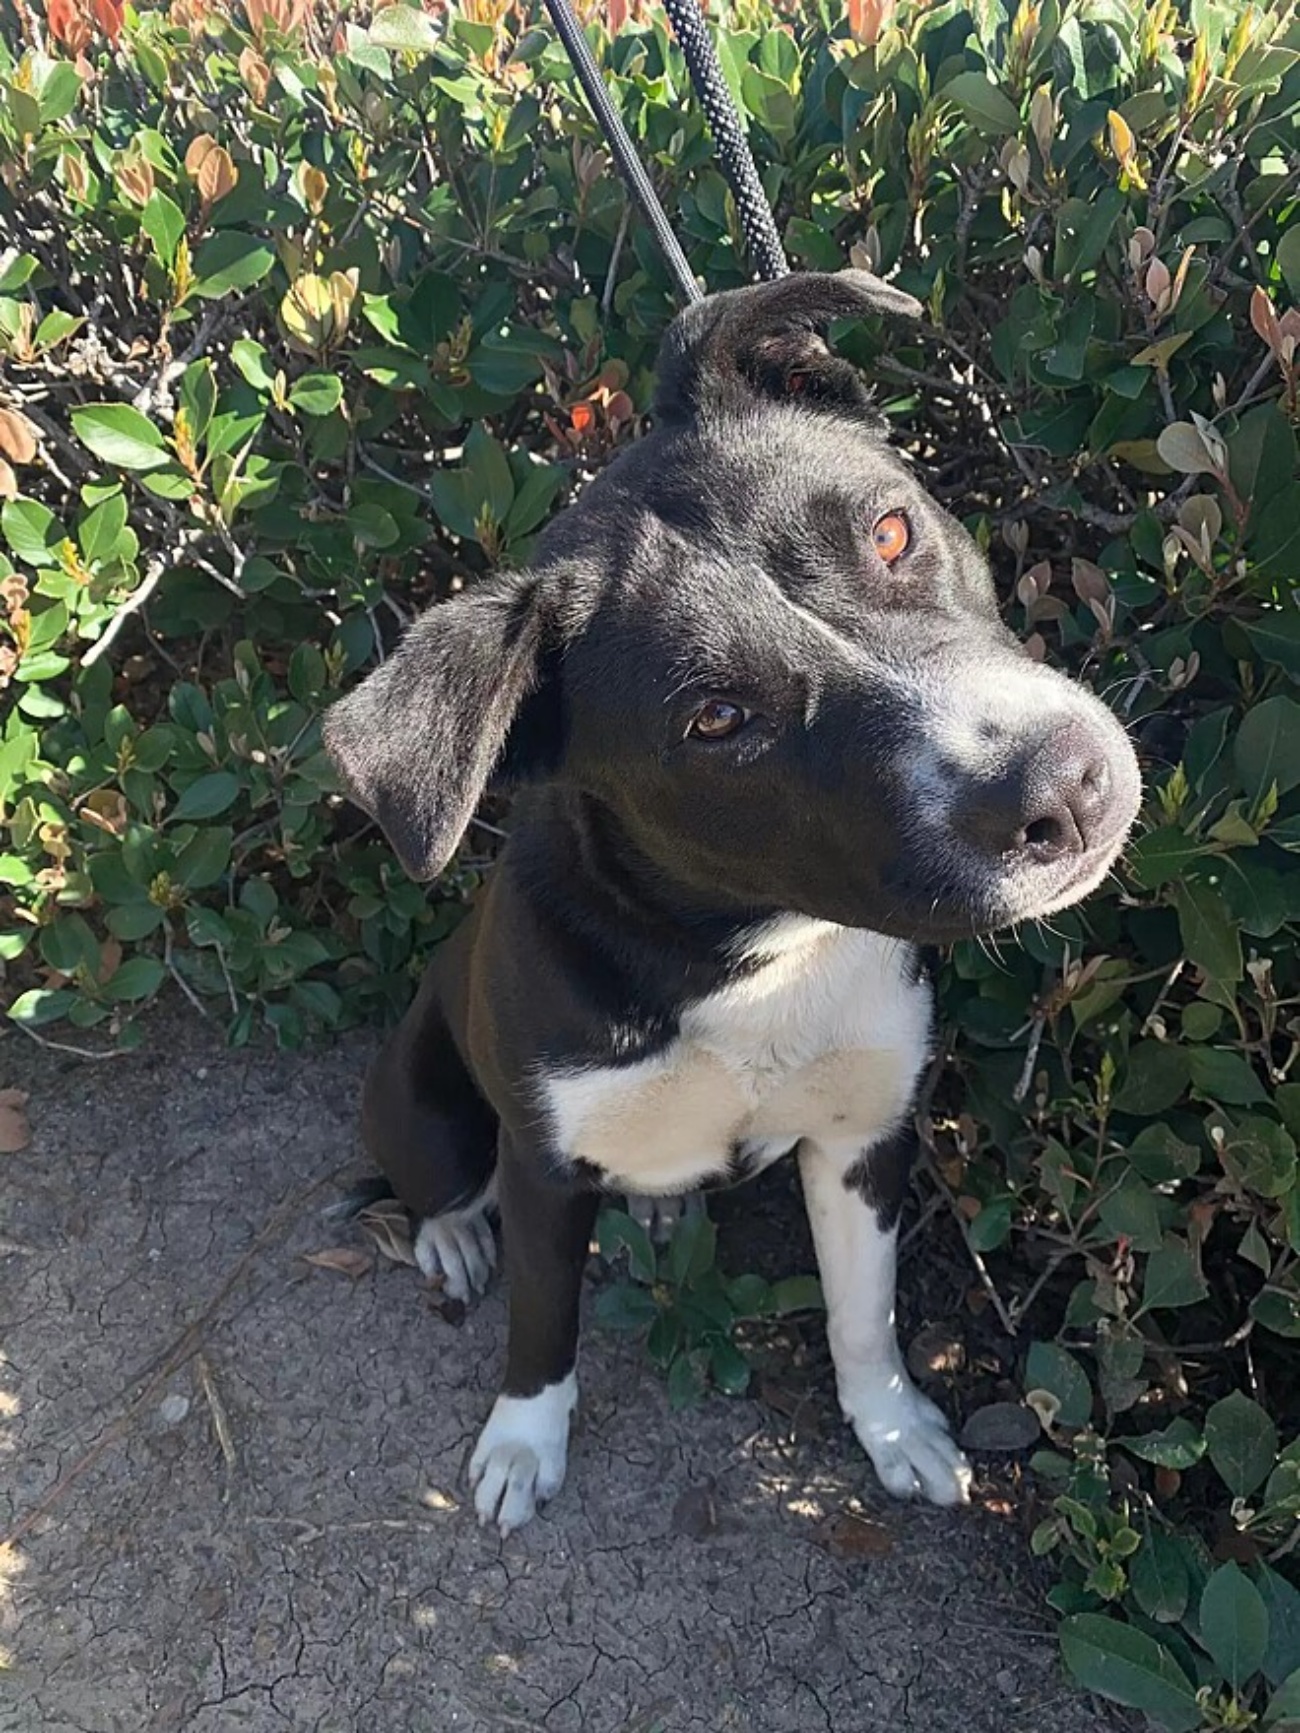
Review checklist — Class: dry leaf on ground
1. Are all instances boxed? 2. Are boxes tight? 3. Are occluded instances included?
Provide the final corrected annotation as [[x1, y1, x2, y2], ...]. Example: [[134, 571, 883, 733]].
[[816, 1510, 895, 1559], [302, 1247, 373, 1280], [357, 1199, 418, 1267], [0, 1089, 30, 1153]]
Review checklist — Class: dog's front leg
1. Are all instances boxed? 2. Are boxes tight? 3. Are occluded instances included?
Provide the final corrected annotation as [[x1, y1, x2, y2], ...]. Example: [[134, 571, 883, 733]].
[[469, 1137, 599, 1536], [798, 1132, 972, 1508]]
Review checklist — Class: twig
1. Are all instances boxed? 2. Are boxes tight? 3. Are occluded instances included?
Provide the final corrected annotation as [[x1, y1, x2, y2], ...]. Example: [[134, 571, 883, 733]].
[[195, 1352, 237, 1473], [81, 554, 166, 668], [1012, 1013, 1046, 1104], [9, 1021, 126, 1062], [914, 1064, 1018, 1337], [602, 203, 631, 319], [163, 925, 212, 1022]]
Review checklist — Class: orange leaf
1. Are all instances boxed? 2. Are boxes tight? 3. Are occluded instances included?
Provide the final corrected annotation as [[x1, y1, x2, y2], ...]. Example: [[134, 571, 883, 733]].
[[184, 134, 218, 177], [90, 0, 122, 39], [197, 144, 238, 205], [238, 46, 272, 103], [846, 0, 895, 46], [0, 407, 38, 466]]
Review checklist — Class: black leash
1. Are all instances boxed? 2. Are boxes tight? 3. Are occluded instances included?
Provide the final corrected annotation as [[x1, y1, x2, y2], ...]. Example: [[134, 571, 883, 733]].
[[541, 0, 790, 303], [540, 0, 702, 305]]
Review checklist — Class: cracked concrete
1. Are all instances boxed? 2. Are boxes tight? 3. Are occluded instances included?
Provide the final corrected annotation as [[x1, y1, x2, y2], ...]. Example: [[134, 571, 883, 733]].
[[1, 1013, 1124, 1733]]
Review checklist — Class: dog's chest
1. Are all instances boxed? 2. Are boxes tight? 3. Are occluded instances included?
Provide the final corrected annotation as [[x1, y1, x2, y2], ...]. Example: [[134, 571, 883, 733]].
[[540, 926, 931, 1195]]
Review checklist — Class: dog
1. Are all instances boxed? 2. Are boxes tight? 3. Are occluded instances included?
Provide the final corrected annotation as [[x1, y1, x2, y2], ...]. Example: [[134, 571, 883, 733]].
[[323, 270, 1142, 1536]]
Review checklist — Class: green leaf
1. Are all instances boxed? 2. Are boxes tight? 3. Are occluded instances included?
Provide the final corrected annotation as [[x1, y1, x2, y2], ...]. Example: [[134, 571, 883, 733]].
[[1278, 227, 1300, 301], [192, 232, 277, 299], [709, 1339, 751, 1397], [726, 1272, 773, 1318], [1253, 1288, 1300, 1340], [1200, 1562, 1269, 1689], [1128, 827, 1210, 889], [141, 190, 186, 268], [942, 70, 1021, 133], [289, 373, 345, 416], [174, 825, 232, 890], [0, 252, 37, 293], [1245, 609, 1300, 678], [1126, 1125, 1201, 1183], [368, 4, 440, 50], [465, 423, 514, 525], [106, 956, 166, 1002], [8, 987, 77, 1027], [1236, 696, 1300, 805], [1188, 1047, 1267, 1106], [666, 1350, 706, 1410], [1122, 1419, 1206, 1468], [1059, 1614, 1199, 1727], [1025, 1342, 1092, 1427], [1205, 1390, 1279, 1497], [1130, 1531, 1191, 1625], [1260, 1567, 1300, 1688], [594, 1283, 659, 1332], [231, 339, 275, 392], [2, 497, 64, 565], [664, 1208, 717, 1288], [71, 404, 169, 472], [1266, 1668, 1300, 1728], [768, 1274, 824, 1315], [596, 1208, 657, 1285], [171, 771, 241, 822], [1172, 878, 1242, 983], [1141, 1240, 1209, 1312], [1099, 1181, 1163, 1252], [78, 490, 128, 565], [1113, 1042, 1192, 1115]]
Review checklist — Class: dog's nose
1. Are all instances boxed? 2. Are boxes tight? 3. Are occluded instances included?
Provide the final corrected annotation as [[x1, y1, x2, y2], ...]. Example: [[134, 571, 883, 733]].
[[960, 722, 1115, 864], [1019, 724, 1113, 862]]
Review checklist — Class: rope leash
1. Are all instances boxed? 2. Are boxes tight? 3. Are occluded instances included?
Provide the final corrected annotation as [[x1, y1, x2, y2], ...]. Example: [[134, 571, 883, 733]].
[[542, 0, 789, 303], [659, 0, 789, 284]]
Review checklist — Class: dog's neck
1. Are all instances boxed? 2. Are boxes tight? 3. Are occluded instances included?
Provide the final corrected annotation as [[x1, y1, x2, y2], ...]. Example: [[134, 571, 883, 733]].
[[510, 786, 810, 976]]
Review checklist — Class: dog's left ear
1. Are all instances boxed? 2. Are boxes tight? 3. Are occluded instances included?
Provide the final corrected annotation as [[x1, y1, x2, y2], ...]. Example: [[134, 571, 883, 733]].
[[322, 572, 555, 881], [654, 268, 920, 425]]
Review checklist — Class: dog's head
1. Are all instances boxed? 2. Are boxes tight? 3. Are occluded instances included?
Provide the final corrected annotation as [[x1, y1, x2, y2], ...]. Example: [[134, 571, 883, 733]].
[[325, 270, 1141, 943]]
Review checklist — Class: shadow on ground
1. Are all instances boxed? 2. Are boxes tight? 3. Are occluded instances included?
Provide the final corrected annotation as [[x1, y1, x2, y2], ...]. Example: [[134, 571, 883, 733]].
[[1, 1012, 1125, 1733]]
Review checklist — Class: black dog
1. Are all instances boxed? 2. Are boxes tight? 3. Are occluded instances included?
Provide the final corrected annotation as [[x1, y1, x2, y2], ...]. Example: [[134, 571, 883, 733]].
[[324, 271, 1141, 1535]]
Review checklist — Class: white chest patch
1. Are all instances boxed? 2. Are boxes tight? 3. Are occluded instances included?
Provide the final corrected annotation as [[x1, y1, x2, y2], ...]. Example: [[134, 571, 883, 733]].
[[539, 921, 932, 1195]]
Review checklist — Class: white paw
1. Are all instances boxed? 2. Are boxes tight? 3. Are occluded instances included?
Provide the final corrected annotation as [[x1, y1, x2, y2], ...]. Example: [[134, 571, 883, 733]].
[[844, 1369, 972, 1507], [469, 1375, 577, 1536], [623, 1190, 706, 1244], [415, 1196, 496, 1304]]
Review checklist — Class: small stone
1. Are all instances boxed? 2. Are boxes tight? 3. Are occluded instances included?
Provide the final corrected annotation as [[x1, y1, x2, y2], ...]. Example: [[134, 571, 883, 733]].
[[959, 1401, 1040, 1453], [158, 1394, 190, 1427]]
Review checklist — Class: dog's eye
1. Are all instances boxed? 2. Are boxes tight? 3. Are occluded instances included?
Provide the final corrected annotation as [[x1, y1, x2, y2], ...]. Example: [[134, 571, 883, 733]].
[[872, 512, 910, 565], [688, 700, 749, 741]]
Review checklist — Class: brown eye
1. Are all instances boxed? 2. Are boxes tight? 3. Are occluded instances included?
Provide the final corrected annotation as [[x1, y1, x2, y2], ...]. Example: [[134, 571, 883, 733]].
[[688, 700, 748, 741], [873, 512, 910, 565]]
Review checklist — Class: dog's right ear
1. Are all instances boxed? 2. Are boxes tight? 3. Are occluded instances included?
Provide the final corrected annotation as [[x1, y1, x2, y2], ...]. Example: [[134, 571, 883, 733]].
[[323, 572, 553, 881], [654, 268, 920, 425]]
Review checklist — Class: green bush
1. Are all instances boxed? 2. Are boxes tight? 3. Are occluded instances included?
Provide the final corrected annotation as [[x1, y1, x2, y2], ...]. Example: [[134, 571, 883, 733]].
[[2, 0, 1299, 1718]]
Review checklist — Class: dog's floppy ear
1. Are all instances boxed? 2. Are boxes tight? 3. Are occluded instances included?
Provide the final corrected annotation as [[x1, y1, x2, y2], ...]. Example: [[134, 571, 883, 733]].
[[654, 268, 921, 425], [323, 572, 553, 881]]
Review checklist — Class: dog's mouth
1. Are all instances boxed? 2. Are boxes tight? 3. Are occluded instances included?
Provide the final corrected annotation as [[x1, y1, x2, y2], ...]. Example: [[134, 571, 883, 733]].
[[876, 735, 1142, 945]]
